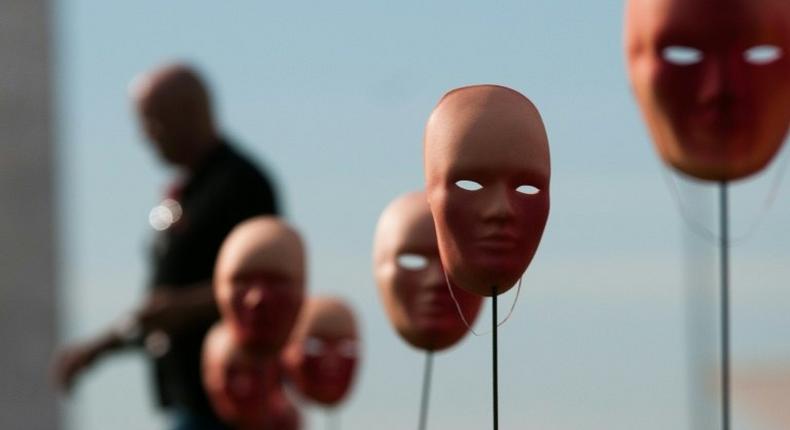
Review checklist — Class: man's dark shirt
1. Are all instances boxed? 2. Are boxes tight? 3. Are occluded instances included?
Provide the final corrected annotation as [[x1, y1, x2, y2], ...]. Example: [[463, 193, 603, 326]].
[[149, 141, 279, 415]]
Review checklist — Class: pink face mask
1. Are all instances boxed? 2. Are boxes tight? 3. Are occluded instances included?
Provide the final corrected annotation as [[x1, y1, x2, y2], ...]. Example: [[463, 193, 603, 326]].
[[374, 192, 483, 351], [282, 297, 360, 407], [221, 357, 273, 424], [214, 217, 306, 353], [424, 85, 551, 296], [202, 323, 298, 429], [625, 0, 790, 181]]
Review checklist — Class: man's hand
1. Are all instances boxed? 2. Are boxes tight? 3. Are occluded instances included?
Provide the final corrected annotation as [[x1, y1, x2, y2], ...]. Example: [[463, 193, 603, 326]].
[[51, 283, 217, 394], [52, 333, 120, 394]]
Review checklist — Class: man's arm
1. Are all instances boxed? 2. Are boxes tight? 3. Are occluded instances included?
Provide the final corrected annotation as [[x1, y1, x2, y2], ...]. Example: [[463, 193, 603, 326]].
[[52, 281, 218, 394], [52, 326, 126, 393], [136, 281, 218, 336]]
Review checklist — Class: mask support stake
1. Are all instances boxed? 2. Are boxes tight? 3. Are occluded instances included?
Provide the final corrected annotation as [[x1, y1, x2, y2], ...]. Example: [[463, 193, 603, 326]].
[[492, 286, 499, 430], [326, 408, 339, 430], [719, 182, 730, 430], [417, 351, 434, 430]]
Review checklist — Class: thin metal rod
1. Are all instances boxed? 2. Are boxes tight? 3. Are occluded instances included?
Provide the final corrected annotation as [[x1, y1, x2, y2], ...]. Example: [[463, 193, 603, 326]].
[[719, 181, 730, 430], [418, 351, 434, 430], [327, 408, 339, 430], [492, 286, 499, 430]]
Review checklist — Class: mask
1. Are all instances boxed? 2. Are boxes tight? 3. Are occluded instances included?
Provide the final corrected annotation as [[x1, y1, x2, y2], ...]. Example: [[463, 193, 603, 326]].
[[424, 85, 551, 296], [374, 191, 483, 351], [202, 323, 300, 430], [625, 0, 790, 181], [282, 297, 359, 406], [215, 217, 305, 353]]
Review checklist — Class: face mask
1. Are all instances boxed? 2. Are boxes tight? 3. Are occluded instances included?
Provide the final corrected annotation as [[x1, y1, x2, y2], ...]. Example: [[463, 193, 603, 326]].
[[626, 0, 790, 181], [374, 191, 483, 351], [282, 297, 359, 406], [424, 85, 551, 296], [215, 217, 305, 352]]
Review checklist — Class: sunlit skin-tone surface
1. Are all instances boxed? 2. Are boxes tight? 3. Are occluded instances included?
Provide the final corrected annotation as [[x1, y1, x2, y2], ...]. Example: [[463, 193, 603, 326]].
[[281, 297, 359, 407], [214, 217, 305, 354], [733, 367, 790, 428], [373, 191, 483, 351], [423, 85, 551, 297], [202, 323, 301, 430], [625, 0, 790, 181]]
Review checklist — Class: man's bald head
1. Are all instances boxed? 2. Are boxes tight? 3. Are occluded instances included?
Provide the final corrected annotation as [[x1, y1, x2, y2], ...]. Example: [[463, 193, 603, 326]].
[[131, 63, 218, 168]]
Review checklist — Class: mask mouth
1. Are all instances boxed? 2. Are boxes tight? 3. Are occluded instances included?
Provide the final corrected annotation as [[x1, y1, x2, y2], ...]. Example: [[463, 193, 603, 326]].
[[412, 293, 459, 335], [307, 357, 352, 393], [694, 96, 742, 128], [415, 287, 455, 313], [318, 361, 351, 382], [227, 373, 263, 404], [475, 231, 519, 251], [239, 305, 274, 327]]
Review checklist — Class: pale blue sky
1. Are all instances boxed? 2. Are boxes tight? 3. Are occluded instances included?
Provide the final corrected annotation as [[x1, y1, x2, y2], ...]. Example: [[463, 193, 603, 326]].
[[55, 1, 790, 429]]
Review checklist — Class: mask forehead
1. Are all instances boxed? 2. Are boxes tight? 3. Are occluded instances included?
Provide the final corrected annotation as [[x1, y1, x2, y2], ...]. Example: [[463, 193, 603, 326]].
[[627, 0, 786, 50], [425, 86, 550, 187], [216, 217, 305, 291], [375, 193, 438, 263], [225, 236, 301, 278], [295, 297, 357, 341]]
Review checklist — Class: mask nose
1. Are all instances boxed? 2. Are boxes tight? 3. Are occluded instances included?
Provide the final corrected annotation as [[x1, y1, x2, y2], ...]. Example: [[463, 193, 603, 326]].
[[321, 352, 341, 372], [422, 261, 446, 291], [482, 183, 516, 222], [698, 55, 738, 106], [243, 286, 267, 310]]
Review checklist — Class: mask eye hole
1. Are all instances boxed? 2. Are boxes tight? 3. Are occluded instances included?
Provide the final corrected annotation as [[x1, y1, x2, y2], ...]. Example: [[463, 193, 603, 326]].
[[338, 340, 358, 358], [455, 180, 483, 191], [304, 337, 325, 357], [397, 253, 428, 271], [662, 46, 703, 65], [516, 185, 540, 195], [744, 45, 783, 65]]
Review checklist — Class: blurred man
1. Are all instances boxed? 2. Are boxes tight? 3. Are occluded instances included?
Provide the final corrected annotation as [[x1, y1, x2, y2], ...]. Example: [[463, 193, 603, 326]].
[[54, 63, 280, 430]]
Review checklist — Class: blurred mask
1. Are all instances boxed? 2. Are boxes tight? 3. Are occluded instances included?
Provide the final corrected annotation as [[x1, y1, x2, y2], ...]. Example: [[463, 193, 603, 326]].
[[374, 191, 483, 351], [202, 323, 300, 430], [282, 297, 359, 407], [215, 217, 305, 353], [625, 0, 790, 181]]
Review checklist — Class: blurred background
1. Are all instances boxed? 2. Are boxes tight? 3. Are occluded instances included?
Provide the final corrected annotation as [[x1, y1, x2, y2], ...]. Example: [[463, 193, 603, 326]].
[[2, 0, 789, 429]]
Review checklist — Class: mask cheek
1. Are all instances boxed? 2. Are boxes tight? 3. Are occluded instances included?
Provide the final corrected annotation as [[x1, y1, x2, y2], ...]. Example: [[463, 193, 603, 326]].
[[230, 293, 248, 324], [302, 355, 325, 386], [519, 194, 549, 239], [442, 195, 480, 247], [283, 292, 303, 334], [393, 273, 419, 310], [654, 68, 695, 117]]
